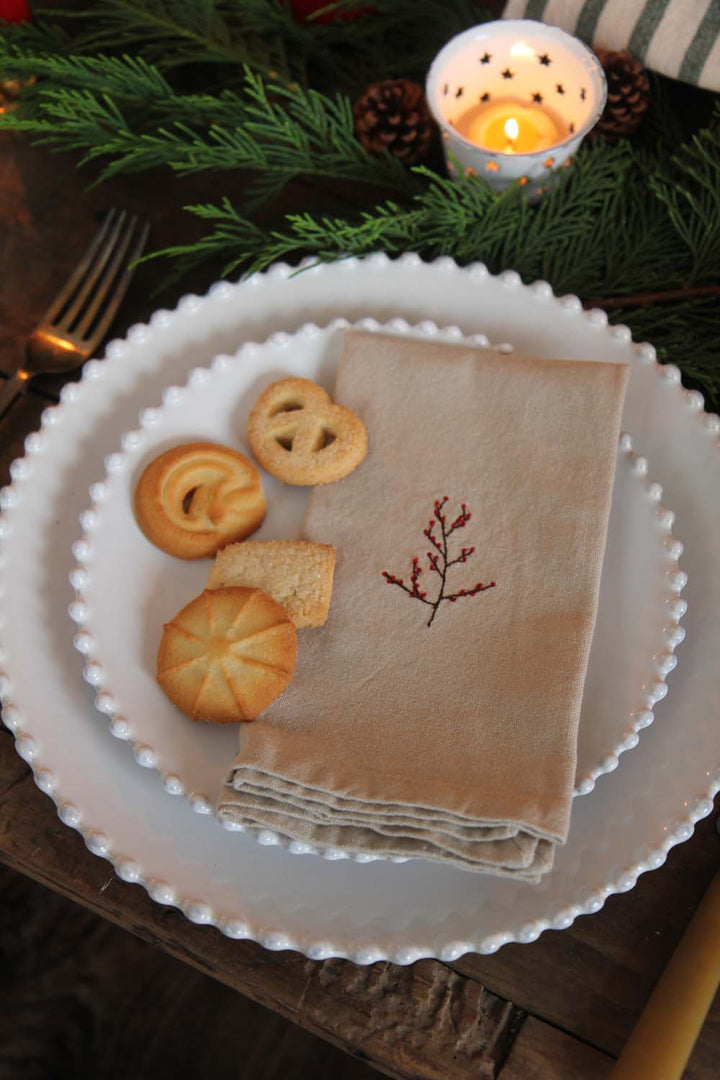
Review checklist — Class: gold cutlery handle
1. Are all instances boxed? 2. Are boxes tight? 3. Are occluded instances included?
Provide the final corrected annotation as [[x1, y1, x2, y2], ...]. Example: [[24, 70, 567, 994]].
[[0, 370, 30, 421]]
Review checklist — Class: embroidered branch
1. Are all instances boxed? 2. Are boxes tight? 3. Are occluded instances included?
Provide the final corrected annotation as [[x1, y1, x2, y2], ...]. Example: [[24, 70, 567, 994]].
[[382, 497, 496, 627]]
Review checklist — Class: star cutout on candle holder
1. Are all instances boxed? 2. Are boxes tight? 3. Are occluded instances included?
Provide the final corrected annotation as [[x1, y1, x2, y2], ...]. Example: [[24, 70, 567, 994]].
[[501, 68, 514, 79], [569, 122, 576, 133], [443, 83, 449, 95], [580, 87, 586, 100], [538, 53, 551, 65], [556, 83, 565, 94], [480, 52, 492, 64], [455, 86, 464, 98], [479, 91, 491, 102], [531, 92, 543, 103]]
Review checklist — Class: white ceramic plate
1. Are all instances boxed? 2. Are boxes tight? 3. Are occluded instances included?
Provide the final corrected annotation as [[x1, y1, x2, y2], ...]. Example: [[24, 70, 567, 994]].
[[70, 318, 684, 832], [0, 255, 714, 963]]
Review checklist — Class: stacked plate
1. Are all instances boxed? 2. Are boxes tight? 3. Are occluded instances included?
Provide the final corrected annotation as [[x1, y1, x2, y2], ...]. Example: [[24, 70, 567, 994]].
[[1, 254, 715, 964]]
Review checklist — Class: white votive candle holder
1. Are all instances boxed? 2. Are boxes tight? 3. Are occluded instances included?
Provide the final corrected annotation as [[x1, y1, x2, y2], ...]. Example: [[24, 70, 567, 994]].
[[426, 20, 607, 194]]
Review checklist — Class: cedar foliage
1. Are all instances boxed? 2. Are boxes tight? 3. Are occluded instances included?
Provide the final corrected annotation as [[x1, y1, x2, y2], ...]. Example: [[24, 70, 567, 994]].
[[1, 1, 719, 405]]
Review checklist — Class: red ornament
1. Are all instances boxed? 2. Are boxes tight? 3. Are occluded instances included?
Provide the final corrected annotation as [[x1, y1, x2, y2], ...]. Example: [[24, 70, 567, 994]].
[[287, 0, 369, 24], [0, 0, 32, 22]]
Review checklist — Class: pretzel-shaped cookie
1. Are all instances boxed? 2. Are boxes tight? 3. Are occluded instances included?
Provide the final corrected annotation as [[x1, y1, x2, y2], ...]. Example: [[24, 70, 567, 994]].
[[248, 378, 367, 486], [134, 442, 266, 559]]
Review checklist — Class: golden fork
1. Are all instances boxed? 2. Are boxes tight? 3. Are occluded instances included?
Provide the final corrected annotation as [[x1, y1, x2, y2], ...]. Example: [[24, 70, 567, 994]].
[[0, 208, 150, 419]]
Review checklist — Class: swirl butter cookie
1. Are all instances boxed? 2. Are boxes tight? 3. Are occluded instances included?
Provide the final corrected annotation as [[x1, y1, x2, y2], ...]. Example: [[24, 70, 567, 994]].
[[248, 377, 367, 485], [157, 587, 297, 723], [134, 442, 266, 559]]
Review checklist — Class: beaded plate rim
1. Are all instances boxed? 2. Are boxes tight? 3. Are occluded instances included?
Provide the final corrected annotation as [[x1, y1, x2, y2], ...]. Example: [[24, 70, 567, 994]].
[[0, 252, 714, 963]]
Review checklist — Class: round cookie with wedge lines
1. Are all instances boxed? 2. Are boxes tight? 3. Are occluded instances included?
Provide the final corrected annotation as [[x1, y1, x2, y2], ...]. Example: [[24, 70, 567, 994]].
[[248, 377, 367, 485], [157, 587, 297, 723]]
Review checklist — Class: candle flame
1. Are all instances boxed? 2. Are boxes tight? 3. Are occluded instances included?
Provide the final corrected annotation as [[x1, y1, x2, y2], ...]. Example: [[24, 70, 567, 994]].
[[504, 118, 519, 140]]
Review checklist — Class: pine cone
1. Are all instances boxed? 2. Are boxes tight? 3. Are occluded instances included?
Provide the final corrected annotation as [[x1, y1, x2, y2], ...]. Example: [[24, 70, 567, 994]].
[[353, 79, 434, 165], [594, 49, 650, 141]]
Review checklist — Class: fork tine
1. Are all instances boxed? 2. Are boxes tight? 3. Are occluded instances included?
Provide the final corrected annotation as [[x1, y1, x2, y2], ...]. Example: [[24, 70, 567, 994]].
[[76, 219, 150, 351], [43, 209, 121, 326], [60, 210, 129, 333], [73, 215, 140, 341]]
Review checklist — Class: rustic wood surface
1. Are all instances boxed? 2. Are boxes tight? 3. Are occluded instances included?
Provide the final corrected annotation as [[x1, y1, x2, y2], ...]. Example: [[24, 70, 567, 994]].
[[0, 861, 378, 1080], [1, 132, 720, 1080]]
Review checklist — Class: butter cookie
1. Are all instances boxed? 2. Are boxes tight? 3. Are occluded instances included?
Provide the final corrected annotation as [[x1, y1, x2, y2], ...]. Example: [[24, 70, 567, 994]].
[[156, 587, 297, 723], [248, 377, 367, 485], [134, 442, 266, 559], [207, 540, 335, 628]]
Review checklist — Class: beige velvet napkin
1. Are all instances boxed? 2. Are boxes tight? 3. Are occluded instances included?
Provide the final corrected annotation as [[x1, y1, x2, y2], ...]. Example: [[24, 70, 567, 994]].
[[217, 331, 628, 878]]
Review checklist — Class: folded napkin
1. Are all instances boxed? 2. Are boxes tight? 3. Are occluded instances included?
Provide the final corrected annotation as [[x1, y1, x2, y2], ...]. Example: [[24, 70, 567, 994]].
[[218, 331, 628, 879], [504, 0, 720, 91]]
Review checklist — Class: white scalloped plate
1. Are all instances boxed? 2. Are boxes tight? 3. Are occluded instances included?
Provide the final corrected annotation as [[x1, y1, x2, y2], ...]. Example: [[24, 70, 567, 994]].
[[69, 318, 685, 832], [0, 254, 715, 963]]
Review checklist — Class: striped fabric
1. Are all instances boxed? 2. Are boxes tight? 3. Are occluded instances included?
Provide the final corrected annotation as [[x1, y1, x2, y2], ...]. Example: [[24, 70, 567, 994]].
[[503, 0, 720, 90]]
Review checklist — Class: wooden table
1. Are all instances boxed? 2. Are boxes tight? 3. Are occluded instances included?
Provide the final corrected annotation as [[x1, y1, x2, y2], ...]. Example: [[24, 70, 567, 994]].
[[2, 133, 719, 1080]]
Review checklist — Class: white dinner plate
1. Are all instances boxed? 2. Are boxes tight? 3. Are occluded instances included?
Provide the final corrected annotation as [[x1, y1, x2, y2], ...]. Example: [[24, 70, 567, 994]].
[[70, 318, 684, 836], [0, 255, 713, 963]]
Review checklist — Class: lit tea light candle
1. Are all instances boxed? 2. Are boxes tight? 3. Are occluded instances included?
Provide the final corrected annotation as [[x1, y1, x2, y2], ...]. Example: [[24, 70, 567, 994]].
[[426, 20, 606, 194], [456, 101, 566, 154]]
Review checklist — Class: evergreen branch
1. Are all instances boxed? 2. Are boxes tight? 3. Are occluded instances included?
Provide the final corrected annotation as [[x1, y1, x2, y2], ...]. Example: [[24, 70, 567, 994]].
[[177, 69, 421, 196], [41, 0, 298, 84], [145, 115, 720, 303], [0, 52, 417, 197], [0, 46, 174, 106], [252, 0, 493, 93], [0, 17, 70, 53], [17, 0, 492, 98], [650, 112, 720, 282], [1, 92, 178, 180], [152, 140, 636, 279], [0, 43, 250, 126]]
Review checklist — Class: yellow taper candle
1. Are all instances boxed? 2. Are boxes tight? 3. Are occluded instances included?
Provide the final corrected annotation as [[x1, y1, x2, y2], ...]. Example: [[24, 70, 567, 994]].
[[611, 870, 720, 1079]]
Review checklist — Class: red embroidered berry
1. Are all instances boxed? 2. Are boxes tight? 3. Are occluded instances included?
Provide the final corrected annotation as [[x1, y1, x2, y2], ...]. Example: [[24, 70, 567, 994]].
[[382, 497, 496, 626]]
